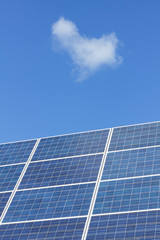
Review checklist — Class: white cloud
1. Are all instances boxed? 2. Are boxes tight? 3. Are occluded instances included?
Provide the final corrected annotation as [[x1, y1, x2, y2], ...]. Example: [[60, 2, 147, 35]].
[[52, 17, 122, 81]]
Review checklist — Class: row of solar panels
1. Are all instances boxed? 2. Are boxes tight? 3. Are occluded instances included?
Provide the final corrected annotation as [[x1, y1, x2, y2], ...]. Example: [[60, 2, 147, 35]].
[[1, 145, 160, 192], [1, 211, 160, 240], [0, 122, 160, 239], [1, 174, 160, 223], [1, 122, 160, 166]]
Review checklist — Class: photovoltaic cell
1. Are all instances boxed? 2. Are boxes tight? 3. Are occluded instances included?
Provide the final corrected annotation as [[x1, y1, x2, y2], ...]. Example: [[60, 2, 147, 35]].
[[94, 176, 160, 214], [19, 154, 103, 189], [3, 183, 95, 223], [0, 140, 36, 166], [102, 147, 160, 180], [0, 192, 11, 216], [0, 164, 25, 192], [32, 130, 109, 161], [87, 211, 160, 240], [0, 217, 86, 240], [109, 122, 160, 151]]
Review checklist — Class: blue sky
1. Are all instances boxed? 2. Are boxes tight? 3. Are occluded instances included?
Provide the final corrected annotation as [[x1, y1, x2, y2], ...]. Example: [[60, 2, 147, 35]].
[[0, 0, 160, 143]]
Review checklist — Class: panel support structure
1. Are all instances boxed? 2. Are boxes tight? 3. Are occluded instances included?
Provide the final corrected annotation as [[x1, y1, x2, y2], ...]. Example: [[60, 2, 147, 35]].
[[81, 128, 113, 240], [0, 139, 40, 223]]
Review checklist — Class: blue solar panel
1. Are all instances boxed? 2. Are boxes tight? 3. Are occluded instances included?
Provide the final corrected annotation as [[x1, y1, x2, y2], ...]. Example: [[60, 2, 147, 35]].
[[109, 122, 160, 151], [0, 140, 36, 166], [32, 130, 109, 161], [1, 122, 160, 239], [19, 154, 103, 189], [102, 147, 160, 180], [3, 183, 95, 223], [87, 211, 160, 240], [94, 176, 160, 214], [0, 217, 86, 240], [0, 192, 11, 216], [0, 164, 25, 192]]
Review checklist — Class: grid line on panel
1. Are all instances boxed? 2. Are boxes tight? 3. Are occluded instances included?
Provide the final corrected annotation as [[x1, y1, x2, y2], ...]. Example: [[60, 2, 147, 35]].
[[0, 139, 40, 224], [1, 215, 88, 225], [17, 181, 97, 192], [82, 128, 113, 240], [101, 173, 160, 183], [108, 144, 160, 154], [0, 162, 26, 168], [29, 152, 104, 164], [0, 191, 12, 194], [92, 208, 160, 217]]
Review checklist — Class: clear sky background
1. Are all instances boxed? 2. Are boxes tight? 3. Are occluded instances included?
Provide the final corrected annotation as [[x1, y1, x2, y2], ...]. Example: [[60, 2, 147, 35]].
[[0, 0, 160, 143]]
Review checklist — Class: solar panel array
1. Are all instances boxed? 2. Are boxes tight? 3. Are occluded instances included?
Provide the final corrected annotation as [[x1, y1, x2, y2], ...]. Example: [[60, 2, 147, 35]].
[[0, 122, 160, 239]]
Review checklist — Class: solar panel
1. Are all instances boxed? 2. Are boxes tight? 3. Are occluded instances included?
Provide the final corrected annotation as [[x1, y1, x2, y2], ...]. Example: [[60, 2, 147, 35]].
[[0, 164, 25, 191], [102, 146, 160, 180], [0, 140, 36, 166], [94, 176, 160, 214], [0, 192, 11, 216], [0, 123, 160, 239], [3, 183, 95, 222], [19, 154, 103, 189], [109, 122, 160, 151], [0, 217, 86, 240], [87, 211, 160, 240], [32, 130, 109, 161]]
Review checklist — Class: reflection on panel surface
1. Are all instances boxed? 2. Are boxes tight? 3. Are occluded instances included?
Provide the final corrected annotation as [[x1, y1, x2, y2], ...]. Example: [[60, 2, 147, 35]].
[[87, 211, 160, 240], [19, 154, 102, 189], [32, 130, 109, 161], [102, 147, 160, 180], [0, 217, 86, 240], [94, 176, 160, 214], [4, 183, 95, 222], [109, 122, 160, 151], [0, 140, 36, 166], [0, 164, 24, 192], [0, 192, 11, 216]]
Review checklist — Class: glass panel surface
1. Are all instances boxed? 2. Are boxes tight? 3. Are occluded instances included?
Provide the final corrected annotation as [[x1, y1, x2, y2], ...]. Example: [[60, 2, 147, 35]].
[[3, 183, 95, 222], [0, 140, 36, 166], [109, 122, 160, 151], [94, 176, 160, 214], [87, 211, 160, 240], [102, 147, 160, 180], [0, 164, 24, 191], [32, 130, 109, 161], [19, 154, 103, 189], [0, 217, 86, 240], [0, 192, 11, 216]]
